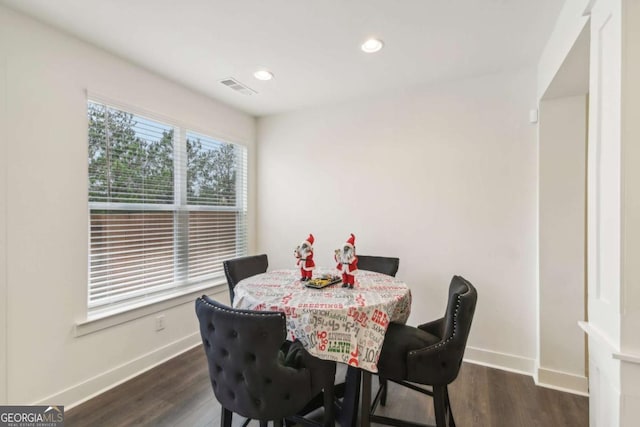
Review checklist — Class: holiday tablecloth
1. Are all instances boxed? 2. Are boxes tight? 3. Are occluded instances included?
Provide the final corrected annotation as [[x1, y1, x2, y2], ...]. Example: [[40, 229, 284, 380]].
[[232, 268, 411, 373]]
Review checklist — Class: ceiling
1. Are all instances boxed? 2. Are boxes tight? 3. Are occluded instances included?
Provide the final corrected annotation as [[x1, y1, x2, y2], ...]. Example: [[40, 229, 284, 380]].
[[1, 0, 565, 117]]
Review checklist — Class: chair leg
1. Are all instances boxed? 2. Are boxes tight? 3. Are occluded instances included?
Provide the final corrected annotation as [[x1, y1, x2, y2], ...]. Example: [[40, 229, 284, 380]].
[[323, 386, 336, 427], [361, 371, 372, 427], [433, 386, 447, 427], [380, 377, 388, 406], [445, 386, 455, 427], [259, 421, 268, 427], [221, 408, 232, 427], [274, 420, 283, 427]]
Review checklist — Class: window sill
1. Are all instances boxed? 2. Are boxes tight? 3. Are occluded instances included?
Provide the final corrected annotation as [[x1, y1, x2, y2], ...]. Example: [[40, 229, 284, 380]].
[[75, 280, 227, 337]]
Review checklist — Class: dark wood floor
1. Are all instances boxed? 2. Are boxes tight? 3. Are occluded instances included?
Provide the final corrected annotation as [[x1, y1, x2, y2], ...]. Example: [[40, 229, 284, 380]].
[[66, 347, 588, 426]]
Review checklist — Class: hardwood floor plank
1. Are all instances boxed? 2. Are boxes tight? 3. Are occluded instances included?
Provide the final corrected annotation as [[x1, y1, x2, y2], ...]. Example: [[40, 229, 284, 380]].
[[66, 347, 588, 426]]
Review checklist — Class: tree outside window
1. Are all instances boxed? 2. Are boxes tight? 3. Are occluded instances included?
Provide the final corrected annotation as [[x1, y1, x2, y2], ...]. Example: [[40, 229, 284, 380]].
[[87, 101, 247, 314]]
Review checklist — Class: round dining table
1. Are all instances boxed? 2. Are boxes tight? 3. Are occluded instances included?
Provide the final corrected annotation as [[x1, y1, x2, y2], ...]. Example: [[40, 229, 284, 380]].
[[232, 268, 412, 373]]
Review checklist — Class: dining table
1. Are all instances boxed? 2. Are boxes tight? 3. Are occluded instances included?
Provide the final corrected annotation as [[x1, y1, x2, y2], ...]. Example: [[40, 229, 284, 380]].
[[232, 267, 412, 426]]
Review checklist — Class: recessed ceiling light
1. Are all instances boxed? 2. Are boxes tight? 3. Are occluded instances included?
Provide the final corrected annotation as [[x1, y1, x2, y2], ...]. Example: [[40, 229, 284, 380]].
[[361, 38, 384, 53], [254, 70, 274, 81]]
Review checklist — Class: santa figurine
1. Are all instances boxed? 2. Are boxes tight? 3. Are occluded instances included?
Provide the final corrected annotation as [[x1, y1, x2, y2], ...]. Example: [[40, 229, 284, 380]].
[[294, 234, 316, 281], [335, 233, 358, 288]]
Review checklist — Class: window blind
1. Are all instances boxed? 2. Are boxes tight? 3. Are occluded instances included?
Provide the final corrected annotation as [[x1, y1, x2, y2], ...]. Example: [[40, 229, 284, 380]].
[[88, 101, 248, 314]]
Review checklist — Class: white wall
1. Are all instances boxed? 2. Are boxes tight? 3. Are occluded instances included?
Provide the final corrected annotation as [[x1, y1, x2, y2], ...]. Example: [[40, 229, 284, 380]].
[[538, 95, 588, 393], [257, 69, 539, 372], [0, 5, 255, 406]]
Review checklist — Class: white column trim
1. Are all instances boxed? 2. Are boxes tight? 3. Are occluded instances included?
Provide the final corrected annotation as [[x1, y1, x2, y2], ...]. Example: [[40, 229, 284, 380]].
[[0, 56, 8, 405], [613, 353, 640, 364], [579, 321, 620, 353], [579, 320, 640, 364]]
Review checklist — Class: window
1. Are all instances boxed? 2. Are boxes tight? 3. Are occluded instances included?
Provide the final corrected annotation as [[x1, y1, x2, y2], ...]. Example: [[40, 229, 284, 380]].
[[87, 100, 247, 316]]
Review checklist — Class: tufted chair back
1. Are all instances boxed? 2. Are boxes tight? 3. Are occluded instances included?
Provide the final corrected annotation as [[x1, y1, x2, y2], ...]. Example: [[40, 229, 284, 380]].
[[195, 295, 335, 425], [369, 275, 477, 427], [356, 255, 400, 277], [223, 254, 268, 303], [406, 275, 478, 386]]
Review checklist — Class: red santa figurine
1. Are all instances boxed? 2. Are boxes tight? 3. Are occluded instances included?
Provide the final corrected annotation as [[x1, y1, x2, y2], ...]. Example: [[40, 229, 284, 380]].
[[294, 234, 316, 281], [335, 233, 358, 288]]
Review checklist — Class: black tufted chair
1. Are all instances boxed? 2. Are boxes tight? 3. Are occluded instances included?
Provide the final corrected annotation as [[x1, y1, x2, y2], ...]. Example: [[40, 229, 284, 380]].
[[365, 275, 478, 427], [195, 295, 336, 427], [356, 255, 400, 277], [223, 254, 268, 303]]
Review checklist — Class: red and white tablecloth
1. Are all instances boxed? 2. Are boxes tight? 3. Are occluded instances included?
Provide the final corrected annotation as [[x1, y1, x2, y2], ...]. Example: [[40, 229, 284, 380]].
[[232, 268, 412, 373]]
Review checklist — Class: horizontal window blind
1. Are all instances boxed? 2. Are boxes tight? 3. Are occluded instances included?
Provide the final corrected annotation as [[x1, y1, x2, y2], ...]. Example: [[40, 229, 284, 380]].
[[88, 101, 248, 314]]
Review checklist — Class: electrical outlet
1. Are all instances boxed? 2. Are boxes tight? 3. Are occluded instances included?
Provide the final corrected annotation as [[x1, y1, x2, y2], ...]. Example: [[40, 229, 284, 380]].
[[155, 314, 165, 331]]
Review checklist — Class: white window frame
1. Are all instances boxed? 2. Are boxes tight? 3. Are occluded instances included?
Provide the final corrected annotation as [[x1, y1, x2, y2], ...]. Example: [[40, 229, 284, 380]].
[[84, 97, 248, 322]]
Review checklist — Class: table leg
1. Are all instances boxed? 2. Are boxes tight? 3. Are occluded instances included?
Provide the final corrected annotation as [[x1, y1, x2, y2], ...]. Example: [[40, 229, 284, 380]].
[[337, 366, 361, 427], [360, 371, 371, 427]]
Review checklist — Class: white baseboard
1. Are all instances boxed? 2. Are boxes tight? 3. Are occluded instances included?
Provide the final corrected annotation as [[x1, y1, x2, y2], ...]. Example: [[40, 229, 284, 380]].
[[36, 338, 587, 410], [464, 346, 589, 397], [464, 346, 536, 375], [34, 332, 202, 410], [536, 367, 589, 396]]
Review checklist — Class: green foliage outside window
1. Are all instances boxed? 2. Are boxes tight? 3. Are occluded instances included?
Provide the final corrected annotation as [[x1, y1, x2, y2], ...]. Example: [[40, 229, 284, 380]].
[[88, 102, 237, 206]]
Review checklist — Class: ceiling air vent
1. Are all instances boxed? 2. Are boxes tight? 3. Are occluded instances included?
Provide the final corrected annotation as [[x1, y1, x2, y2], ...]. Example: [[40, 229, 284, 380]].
[[219, 78, 257, 95]]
